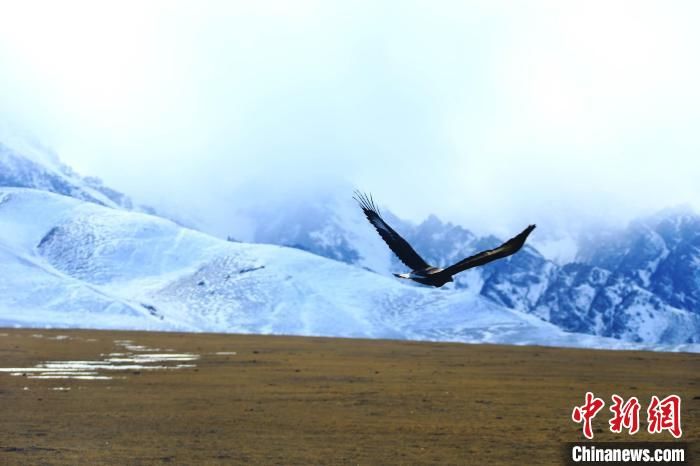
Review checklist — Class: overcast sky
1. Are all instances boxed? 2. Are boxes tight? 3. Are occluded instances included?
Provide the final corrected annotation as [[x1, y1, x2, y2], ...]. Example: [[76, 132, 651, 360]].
[[1, 0, 699, 240]]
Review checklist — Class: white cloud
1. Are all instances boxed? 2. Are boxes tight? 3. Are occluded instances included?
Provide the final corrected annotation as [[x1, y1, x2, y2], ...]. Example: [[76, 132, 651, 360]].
[[0, 0, 699, 238]]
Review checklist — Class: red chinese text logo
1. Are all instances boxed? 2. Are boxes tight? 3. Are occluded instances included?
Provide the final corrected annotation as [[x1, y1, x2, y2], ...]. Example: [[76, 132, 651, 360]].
[[609, 394, 641, 435], [571, 393, 682, 439], [647, 394, 682, 438], [572, 391, 605, 439]]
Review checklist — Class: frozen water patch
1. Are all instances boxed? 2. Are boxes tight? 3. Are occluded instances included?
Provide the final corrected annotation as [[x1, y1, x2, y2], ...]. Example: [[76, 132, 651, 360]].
[[114, 339, 167, 352], [214, 351, 237, 355], [32, 375, 114, 380], [0, 339, 198, 381], [106, 354, 199, 363]]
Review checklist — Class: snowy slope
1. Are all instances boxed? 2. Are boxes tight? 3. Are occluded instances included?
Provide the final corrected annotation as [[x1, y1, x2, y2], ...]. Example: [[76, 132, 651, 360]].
[[2, 187, 693, 351], [242, 190, 700, 346], [245, 186, 396, 275], [0, 125, 151, 212]]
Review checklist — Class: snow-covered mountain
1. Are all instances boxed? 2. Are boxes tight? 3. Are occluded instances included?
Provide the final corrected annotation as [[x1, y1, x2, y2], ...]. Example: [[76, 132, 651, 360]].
[[540, 209, 700, 342], [3, 187, 679, 351], [239, 186, 396, 276], [0, 129, 152, 213], [239, 193, 700, 346], [0, 133, 697, 349]]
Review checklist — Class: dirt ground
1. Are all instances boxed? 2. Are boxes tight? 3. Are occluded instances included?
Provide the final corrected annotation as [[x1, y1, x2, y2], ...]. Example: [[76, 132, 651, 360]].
[[0, 329, 697, 465]]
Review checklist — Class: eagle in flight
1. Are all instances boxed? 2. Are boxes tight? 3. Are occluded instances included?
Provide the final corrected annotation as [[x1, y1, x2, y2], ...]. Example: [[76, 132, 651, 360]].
[[354, 191, 536, 288]]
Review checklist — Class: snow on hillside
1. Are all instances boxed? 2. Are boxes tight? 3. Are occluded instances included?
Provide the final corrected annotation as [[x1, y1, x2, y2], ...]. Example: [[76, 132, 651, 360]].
[[237, 188, 700, 346], [0, 124, 150, 212], [0, 188, 697, 352], [244, 187, 396, 275]]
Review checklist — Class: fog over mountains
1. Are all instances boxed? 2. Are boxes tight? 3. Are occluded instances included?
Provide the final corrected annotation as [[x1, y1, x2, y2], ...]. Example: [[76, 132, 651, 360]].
[[0, 134, 153, 214], [240, 190, 700, 346], [1, 137, 698, 351]]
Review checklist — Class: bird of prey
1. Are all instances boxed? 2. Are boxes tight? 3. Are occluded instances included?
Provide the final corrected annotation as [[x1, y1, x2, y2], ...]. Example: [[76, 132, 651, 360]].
[[354, 191, 536, 288]]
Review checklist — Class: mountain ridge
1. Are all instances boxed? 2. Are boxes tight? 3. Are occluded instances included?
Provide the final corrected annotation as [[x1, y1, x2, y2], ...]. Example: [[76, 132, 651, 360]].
[[1, 135, 697, 348], [242, 192, 700, 345], [4, 187, 683, 352]]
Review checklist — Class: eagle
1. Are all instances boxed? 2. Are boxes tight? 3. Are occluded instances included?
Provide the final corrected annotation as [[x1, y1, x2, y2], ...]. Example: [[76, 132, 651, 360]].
[[354, 191, 536, 288]]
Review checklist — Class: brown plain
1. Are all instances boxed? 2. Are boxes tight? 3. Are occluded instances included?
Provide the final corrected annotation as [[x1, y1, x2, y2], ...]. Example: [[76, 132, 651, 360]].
[[0, 329, 697, 465]]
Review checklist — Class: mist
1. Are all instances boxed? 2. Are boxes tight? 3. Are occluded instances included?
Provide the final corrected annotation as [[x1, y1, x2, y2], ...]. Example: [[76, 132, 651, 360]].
[[1, 0, 699, 241]]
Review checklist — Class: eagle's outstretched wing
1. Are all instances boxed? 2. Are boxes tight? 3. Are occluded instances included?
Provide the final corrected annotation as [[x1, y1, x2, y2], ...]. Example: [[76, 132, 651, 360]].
[[354, 191, 431, 271], [437, 224, 536, 277]]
